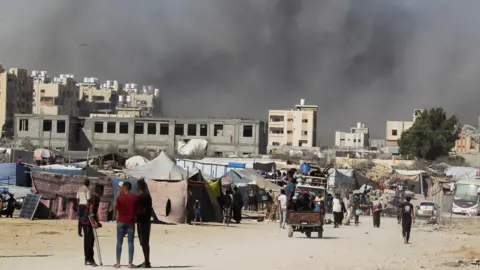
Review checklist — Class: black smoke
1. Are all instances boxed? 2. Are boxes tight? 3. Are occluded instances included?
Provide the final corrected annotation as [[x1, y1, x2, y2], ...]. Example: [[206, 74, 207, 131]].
[[1, 0, 480, 145]]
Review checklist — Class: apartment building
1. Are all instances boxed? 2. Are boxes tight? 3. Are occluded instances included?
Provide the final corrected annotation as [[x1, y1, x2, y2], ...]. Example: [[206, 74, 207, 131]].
[[32, 71, 79, 116], [335, 122, 369, 149], [14, 114, 267, 156], [78, 77, 119, 115], [267, 99, 317, 152], [117, 84, 160, 117], [452, 125, 480, 154], [0, 65, 33, 136], [385, 109, 424, 154]]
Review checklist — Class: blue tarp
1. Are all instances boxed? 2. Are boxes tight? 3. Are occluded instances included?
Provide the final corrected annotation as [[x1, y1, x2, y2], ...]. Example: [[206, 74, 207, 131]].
[[0, 163, 28, 187], [110, 177, 139, 201]]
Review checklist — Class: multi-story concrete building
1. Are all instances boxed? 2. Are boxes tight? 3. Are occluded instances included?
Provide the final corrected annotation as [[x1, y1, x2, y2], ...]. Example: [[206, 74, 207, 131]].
[[267, 99, 317, 152], [0, 65, 33, 136], [452, 125, 480, 154], [78, 77, 119, 115], [13, 114, 267, 156], [335, 122, 369, 149], [117, 84, 160, 117], [385, 109, 424, 154], [32, 71, 79, 116]]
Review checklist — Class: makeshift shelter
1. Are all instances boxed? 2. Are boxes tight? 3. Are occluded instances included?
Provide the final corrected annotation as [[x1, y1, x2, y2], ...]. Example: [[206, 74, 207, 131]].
[[30, 165, 105, 177], [124, 152, 189, 180], [144, 178, 220, 224], [0, 163, 29, 186], [253, 162, 276, 172], [125, 156, 149, 169], [234, 169, 281, 191], [31, 171, 113, 220], [328, 168, 356, 188], [445, 166, 478, 180]]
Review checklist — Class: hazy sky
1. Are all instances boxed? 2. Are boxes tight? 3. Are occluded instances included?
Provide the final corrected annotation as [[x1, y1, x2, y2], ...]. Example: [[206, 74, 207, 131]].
[[1, 0, 480, 145]]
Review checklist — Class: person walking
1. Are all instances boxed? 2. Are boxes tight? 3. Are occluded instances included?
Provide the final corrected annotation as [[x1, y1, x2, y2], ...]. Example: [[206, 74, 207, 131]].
[[77, 179, 91, 237], [276, 189, 288, 229], [332, 194, 342, 228], [399, 196, 415, 244], [136, 180, 152, 268], [114, 181, 138, 268], [81, 184, 103, 267], [372, 197, 383, 228], [352, 194, 361, 226]]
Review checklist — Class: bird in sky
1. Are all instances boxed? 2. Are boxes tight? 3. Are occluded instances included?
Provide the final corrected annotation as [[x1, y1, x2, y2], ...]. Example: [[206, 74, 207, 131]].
[[77, 43, 89, 47]]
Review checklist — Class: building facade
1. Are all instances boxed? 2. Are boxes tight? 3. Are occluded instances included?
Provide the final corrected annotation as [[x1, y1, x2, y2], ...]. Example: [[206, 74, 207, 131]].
[[385, 109, 424, 154], [0, 66, 33, 136], [267, 99, 317, 153], [32, 71, 79, 116], [334, 122, 370, 149], [14, 114, 267, 156]]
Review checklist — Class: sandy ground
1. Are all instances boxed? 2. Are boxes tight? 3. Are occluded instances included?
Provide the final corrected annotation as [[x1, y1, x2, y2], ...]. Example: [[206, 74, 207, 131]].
[[1, 214, 480, 270]]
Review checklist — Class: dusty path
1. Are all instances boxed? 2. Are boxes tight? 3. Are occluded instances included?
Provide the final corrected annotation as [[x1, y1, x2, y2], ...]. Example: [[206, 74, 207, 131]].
[[0, 216, 479, 270]]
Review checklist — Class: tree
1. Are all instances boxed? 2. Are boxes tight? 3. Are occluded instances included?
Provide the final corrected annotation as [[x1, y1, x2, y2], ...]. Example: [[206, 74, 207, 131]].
[[398, 108, 460, 160], [20, 137, 36, 151]]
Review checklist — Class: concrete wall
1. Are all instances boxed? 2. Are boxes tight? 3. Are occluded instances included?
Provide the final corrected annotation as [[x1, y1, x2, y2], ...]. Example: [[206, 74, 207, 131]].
[[14, 114, 267, 156]]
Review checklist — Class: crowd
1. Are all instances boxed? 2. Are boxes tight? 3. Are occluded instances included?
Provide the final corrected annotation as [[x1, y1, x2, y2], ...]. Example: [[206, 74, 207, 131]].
[[271, 170, 416, 244]]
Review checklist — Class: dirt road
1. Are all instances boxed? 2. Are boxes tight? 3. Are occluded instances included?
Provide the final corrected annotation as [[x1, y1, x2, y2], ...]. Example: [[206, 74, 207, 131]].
[[0, 216, 478, 270]]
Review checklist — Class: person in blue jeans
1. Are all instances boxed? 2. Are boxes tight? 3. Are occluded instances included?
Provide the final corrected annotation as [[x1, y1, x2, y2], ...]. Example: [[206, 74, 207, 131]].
[[193, 199, 203, 226], [114, 181, 138, 268]]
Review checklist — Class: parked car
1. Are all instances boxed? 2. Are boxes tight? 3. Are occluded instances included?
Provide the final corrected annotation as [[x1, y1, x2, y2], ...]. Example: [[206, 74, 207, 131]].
[[416, 201, 440, 221]]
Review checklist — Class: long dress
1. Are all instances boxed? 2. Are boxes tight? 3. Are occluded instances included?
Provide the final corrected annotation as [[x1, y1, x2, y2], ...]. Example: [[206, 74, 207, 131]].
[[233, 191, 243, 224]]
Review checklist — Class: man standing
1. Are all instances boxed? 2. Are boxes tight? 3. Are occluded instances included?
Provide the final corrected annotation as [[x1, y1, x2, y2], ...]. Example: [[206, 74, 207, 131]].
[[115, 181, 138, 269], [276, 189, 287, 229], [77, 179, 91, 237], [81, 184, 103, 267], [332, 194, 342, 228], [136, 180, 152, 268], [399, 196, 415, 244]]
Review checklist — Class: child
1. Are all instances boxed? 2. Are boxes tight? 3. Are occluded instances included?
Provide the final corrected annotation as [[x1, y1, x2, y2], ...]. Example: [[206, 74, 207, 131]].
[[193, 199, 203, 226]]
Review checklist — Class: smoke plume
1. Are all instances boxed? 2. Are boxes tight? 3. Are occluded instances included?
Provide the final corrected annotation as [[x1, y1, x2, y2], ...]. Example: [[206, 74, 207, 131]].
[[1, 0, 480, 145]]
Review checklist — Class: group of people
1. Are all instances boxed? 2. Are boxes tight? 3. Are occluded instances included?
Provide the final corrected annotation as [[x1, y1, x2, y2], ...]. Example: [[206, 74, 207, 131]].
[[271, 169, 416, 244], [77, 179, 153, 268]]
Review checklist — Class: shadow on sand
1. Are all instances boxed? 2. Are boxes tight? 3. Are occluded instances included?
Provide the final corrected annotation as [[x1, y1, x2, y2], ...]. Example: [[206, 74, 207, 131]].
[[0, 255, 51, 258]]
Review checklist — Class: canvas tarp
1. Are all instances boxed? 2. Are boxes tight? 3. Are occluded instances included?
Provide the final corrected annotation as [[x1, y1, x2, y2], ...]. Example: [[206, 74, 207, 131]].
[[234, 168, 281, 191], [30, 166, 105, 178], [124, 152, 188, 180], [445, 166, 478, 180], [125, 156, 149, 169], [146, 179, 188, 224], [328, 169, 355, 188], [31, 171, 113, 221]]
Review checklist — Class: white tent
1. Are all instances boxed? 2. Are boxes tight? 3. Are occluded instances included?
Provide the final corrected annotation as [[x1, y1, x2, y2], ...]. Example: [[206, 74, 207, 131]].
[[124, 151, 188, 180], [125, 155, 149, 169]]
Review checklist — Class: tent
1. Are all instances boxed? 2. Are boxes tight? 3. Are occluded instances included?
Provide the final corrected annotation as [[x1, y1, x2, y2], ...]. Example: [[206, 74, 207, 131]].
[[30, 165, 105, 178], [145, 178, 221, 224], [124, 152, 189, 180], [125, 156, 149, 169], [31, 171, 113, 220]]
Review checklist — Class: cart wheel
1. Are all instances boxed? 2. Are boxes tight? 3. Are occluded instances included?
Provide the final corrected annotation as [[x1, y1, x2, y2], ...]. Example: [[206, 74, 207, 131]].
[[288, 226, 293, 238], [305, 231, 311, 238], [318, 227, 323, 238]]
